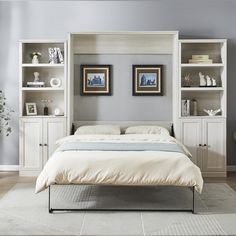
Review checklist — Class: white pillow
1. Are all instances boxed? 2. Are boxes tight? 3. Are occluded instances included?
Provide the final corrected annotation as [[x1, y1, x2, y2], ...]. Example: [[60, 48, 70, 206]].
[[125, 125, 170, 136], [75, 125, 121, 135]]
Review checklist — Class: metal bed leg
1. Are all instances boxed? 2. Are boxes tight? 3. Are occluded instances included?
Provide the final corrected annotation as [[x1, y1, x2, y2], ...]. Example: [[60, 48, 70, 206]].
[[48, 185, 53, 213], [192, 186, 195, 214]]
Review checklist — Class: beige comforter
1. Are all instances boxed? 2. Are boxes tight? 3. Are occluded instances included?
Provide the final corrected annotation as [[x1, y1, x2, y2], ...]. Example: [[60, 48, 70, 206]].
[[35, 134, 203, 193]]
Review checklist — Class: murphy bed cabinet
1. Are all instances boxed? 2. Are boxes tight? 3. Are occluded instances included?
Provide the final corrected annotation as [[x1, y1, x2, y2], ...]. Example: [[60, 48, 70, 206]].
[[19, 34, 227, 177], [177, 39, 227, 177], [19, 40, 67, 176]]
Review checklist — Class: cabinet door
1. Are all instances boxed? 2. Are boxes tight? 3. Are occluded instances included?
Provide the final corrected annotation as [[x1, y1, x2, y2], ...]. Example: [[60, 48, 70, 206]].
[[180, 119, 202, 167], [20, 118, 43, 171], [202, 119, 226, 173], [43, 118, 66, 163]]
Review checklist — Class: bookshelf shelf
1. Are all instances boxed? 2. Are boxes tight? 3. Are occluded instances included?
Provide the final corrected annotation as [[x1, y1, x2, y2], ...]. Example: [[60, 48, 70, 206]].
[[181, 63, 224, 67]]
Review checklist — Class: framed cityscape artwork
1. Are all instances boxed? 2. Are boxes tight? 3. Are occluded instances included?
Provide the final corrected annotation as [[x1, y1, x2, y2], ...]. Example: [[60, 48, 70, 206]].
[[81, 65, 112, 95], [132, 65, 163, 96]]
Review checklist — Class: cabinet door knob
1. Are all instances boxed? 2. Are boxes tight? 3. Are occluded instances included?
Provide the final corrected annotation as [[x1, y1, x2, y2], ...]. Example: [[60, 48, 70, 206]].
[[203, 144, 207, 147], [44, 144, 48, 146], [199, 144, 202, 147], [39, 144, 43, 146]]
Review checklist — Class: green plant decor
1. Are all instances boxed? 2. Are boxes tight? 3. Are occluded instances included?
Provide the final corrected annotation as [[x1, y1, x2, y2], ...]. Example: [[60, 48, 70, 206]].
[[0, 90, 14, 136]]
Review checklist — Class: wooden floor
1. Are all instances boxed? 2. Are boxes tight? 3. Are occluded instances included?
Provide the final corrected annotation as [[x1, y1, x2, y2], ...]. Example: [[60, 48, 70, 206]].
[[0, 171, 236, 199]]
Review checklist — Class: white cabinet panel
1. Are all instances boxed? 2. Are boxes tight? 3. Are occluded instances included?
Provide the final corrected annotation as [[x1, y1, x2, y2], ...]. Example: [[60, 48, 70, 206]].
[[180, 120, 201, 166], [179, 118, 226, 177], [202, 119, 226, 172], [43, 118, 66, 162], [20, 118, 43, 171], [20, 117, 67, 176]]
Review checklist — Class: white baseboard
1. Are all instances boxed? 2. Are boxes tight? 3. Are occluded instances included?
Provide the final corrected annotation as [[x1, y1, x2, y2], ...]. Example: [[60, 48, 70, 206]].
[[227, 165, 236, 172], [0, 165, 19, 171]]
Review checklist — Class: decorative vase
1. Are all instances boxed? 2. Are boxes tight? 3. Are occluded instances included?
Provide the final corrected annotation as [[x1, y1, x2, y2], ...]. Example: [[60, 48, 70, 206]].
[[192, 99, 198, 116], [44, 106, 49, 115]]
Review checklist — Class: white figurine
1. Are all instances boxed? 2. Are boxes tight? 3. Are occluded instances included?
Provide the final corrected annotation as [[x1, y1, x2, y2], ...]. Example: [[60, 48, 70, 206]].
[[32, 55, 39, 64], [33, 72, 40, 82], [31, 52, 41, 64], [203, 109, 221, 116], [206, 75, 212, 86], [211, 78, 217, 86], [199, 72, 206, 86]]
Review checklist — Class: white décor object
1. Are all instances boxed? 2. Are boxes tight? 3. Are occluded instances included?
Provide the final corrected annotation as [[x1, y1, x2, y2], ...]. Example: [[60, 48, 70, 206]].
[[203, 109, 221, 116], [31, 52, 41, 64], [199, 72, 206, 86], [206, 75, 212, 86], [33, 72, 40, 82], [50, 78, 61, 88], [54, 108, 62, 116], [212, 78, 217, 86], [32, 55, 39, 64]]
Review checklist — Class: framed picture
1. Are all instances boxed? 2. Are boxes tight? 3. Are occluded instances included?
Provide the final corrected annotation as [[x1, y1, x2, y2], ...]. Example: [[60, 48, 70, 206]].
[[81, 65, 112, 95], [26, 103, 37, 116], [132, 65, 163, 96]]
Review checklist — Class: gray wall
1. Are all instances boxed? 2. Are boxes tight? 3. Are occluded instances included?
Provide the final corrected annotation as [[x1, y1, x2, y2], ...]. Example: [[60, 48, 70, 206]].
[[74, 54, 172, 121], [1, 0, 236, 166]]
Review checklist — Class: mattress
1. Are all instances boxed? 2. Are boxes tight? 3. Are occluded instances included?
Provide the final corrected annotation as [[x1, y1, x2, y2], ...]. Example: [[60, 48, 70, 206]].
[[35, 134, 203, 193]]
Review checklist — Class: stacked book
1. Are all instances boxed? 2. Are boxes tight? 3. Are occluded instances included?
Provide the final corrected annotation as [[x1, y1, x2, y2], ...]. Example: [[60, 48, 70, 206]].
[[27, 81, 45, 87], [188, 55, 213, 64]]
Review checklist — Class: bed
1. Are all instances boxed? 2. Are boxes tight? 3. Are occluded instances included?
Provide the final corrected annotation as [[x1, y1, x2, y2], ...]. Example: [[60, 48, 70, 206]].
[[35, 123, 203, 214]]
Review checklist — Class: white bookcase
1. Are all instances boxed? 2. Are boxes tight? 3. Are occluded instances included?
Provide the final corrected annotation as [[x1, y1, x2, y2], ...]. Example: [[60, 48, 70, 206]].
[[19, 40, 68, 176], [179, 39, 227, 118], [177, 39, 227, 177]]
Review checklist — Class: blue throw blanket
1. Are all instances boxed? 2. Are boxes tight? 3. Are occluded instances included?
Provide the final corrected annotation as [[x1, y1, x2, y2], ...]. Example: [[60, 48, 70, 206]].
[[56, 142, 184, 154]]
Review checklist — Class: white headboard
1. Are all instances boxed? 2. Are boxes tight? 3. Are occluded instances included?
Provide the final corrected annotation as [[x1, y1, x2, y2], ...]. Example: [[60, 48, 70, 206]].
[[72, 120, 174, 136]]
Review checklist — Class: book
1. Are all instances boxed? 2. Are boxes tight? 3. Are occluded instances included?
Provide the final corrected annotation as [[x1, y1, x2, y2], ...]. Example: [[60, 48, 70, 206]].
[[192, 55, 209, 60], [57, 48, 64, 64], [27, 81, 45, 87], [188, 59, 213, 64]]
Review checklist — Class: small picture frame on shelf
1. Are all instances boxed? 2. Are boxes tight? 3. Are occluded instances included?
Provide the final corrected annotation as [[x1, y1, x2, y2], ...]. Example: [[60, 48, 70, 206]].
[[26, 103, 37, 116], [81, 65, 112, 96], [132, 65, 163, 96]]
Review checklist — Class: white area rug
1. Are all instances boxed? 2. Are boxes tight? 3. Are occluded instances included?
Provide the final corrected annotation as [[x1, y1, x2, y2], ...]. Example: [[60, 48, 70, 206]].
[[0, 183, 236, 235]]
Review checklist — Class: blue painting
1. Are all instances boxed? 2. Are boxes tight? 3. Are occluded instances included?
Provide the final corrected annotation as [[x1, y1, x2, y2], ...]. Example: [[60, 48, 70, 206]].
[[139, 73, 157, 87], [87, 73, 105, 87]]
